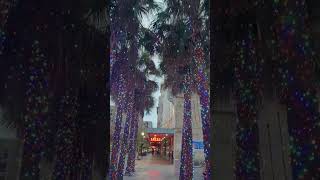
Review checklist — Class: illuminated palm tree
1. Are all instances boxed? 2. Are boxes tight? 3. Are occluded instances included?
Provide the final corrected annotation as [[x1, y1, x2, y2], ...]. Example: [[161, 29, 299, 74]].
[[109, 0, 158, 179], [0, 0, 108, 179], [153, 9, 197, 177]]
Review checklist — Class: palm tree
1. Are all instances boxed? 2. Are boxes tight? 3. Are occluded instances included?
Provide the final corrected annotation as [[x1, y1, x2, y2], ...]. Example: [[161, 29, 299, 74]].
[[125, 77, 157, 176], [109, 0, 158, 178], [153, 8, 197, 177], [233, 21, 262, 179], [0, 0, 108, 179], [153, 2, 211, 179], [271, 1, 320, 178], [180, 0, 211, 177], [117, 51, 159, 178]]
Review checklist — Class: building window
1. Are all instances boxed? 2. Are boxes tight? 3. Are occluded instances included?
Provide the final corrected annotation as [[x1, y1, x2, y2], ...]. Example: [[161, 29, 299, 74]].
[[0, 149, 8, 180]]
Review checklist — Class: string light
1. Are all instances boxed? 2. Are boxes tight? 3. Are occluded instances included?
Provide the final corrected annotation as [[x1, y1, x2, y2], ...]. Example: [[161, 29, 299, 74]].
[[193, 41, 211, 179], [52, 91, 78, 179], [125, 110, 139, 175], [234, 27, 262, 179], [272, 0, 320, 178], [20, 40, 49, 179], [109, 72, 127, 179], [109, 19, 128, 178], [179, 69, 193, 180], [117, 91, 134, 178]]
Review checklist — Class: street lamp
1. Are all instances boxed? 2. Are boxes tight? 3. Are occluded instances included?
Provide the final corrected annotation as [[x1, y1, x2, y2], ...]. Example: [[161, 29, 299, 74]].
[[141, 132, 145, 136]]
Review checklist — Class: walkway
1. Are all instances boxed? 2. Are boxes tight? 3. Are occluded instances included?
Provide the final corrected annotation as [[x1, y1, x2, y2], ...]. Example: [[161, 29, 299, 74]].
[[124, 154, 175, 180], [123, 154, 204, 180]]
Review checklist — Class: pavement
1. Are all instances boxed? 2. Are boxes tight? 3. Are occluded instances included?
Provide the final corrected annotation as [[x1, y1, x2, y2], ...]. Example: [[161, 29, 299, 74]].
[[123, 154, 204, 180]]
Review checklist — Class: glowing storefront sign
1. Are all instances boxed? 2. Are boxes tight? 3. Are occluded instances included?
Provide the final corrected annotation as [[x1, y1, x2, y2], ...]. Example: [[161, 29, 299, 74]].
[[150, 137, 162, 142]]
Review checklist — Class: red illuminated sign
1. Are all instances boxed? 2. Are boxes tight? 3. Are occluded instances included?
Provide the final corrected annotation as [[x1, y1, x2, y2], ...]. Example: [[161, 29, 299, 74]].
[[150, 137, 162, 142]]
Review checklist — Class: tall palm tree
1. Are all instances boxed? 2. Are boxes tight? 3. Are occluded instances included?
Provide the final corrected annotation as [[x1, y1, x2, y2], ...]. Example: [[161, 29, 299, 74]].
[[1, 0, 108, 179], [109, 0, 158, 178], [153, 1, 211, 178], [209, 1, 266, 179], [117, 51, 159, 178], [3, 1, 53, 176], [125, 77, 157, 175], [271, 0, 320, 178], [180, 0, 211, 177], [153, 9, 197, 177], [233, 20, 262, 179]]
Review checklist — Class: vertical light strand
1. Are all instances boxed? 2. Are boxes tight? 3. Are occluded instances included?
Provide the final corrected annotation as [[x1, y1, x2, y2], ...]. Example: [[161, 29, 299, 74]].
[[117, 91, 134, 178], [20, 40, 49, 179], [179, 69, 193, 180], [125, 108, 139, 175], [194, 41, 211, 179], [234, 26, 262, 179], [272, 0, 320, 178], [109, 72, 126, 179], [52, 90, 78, 180]]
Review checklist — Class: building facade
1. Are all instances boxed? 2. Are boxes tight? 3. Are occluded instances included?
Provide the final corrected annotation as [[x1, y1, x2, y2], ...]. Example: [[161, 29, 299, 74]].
[[157, 87, 175, 129], [143, 121, 153, 129]]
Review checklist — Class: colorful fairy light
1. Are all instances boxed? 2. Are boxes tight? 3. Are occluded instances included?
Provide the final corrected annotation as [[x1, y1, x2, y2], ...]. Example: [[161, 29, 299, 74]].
[[188, 3, 210, 176], [109, 72, 127, 179], [52, 91, 78, 179], [20, 40, 49, 179], [234, 27, 262, 179], [179, 69, 193, 180], [117, 91, 134, 178], [125, 110, 139, 175], [272, 0, 320, 179], [109, 22, 129, 178], [193, 41, 211, 179]]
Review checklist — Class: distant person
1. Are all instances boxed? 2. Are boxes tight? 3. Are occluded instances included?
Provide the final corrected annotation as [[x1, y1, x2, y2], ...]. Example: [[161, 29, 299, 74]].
[[171, 151, 174, 163]]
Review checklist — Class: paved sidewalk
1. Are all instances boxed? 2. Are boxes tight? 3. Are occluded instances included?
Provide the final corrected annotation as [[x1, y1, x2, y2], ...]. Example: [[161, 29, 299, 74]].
[[124, 154, 175, 180], [123, 154, 204, 180]]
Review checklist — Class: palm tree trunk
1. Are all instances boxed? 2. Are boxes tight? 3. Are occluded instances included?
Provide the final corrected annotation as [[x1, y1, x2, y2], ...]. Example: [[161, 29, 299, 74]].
[[80, 152, 93, 180], [109, 75, 126, 179], [20, 120, 44, 180], [125, 109, 139, 175], [179, 72, 193, 180], [193, 42, 211, 179], [234, 30, 261, 179], [117, 92, 134, 178], [79, 119, 94, 180], [52, 92, 78, 180], [272, 1, 320, 178], [20, 40, 49, 180], [69, 117, 82, 180], [109, 105, 123, 178]]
